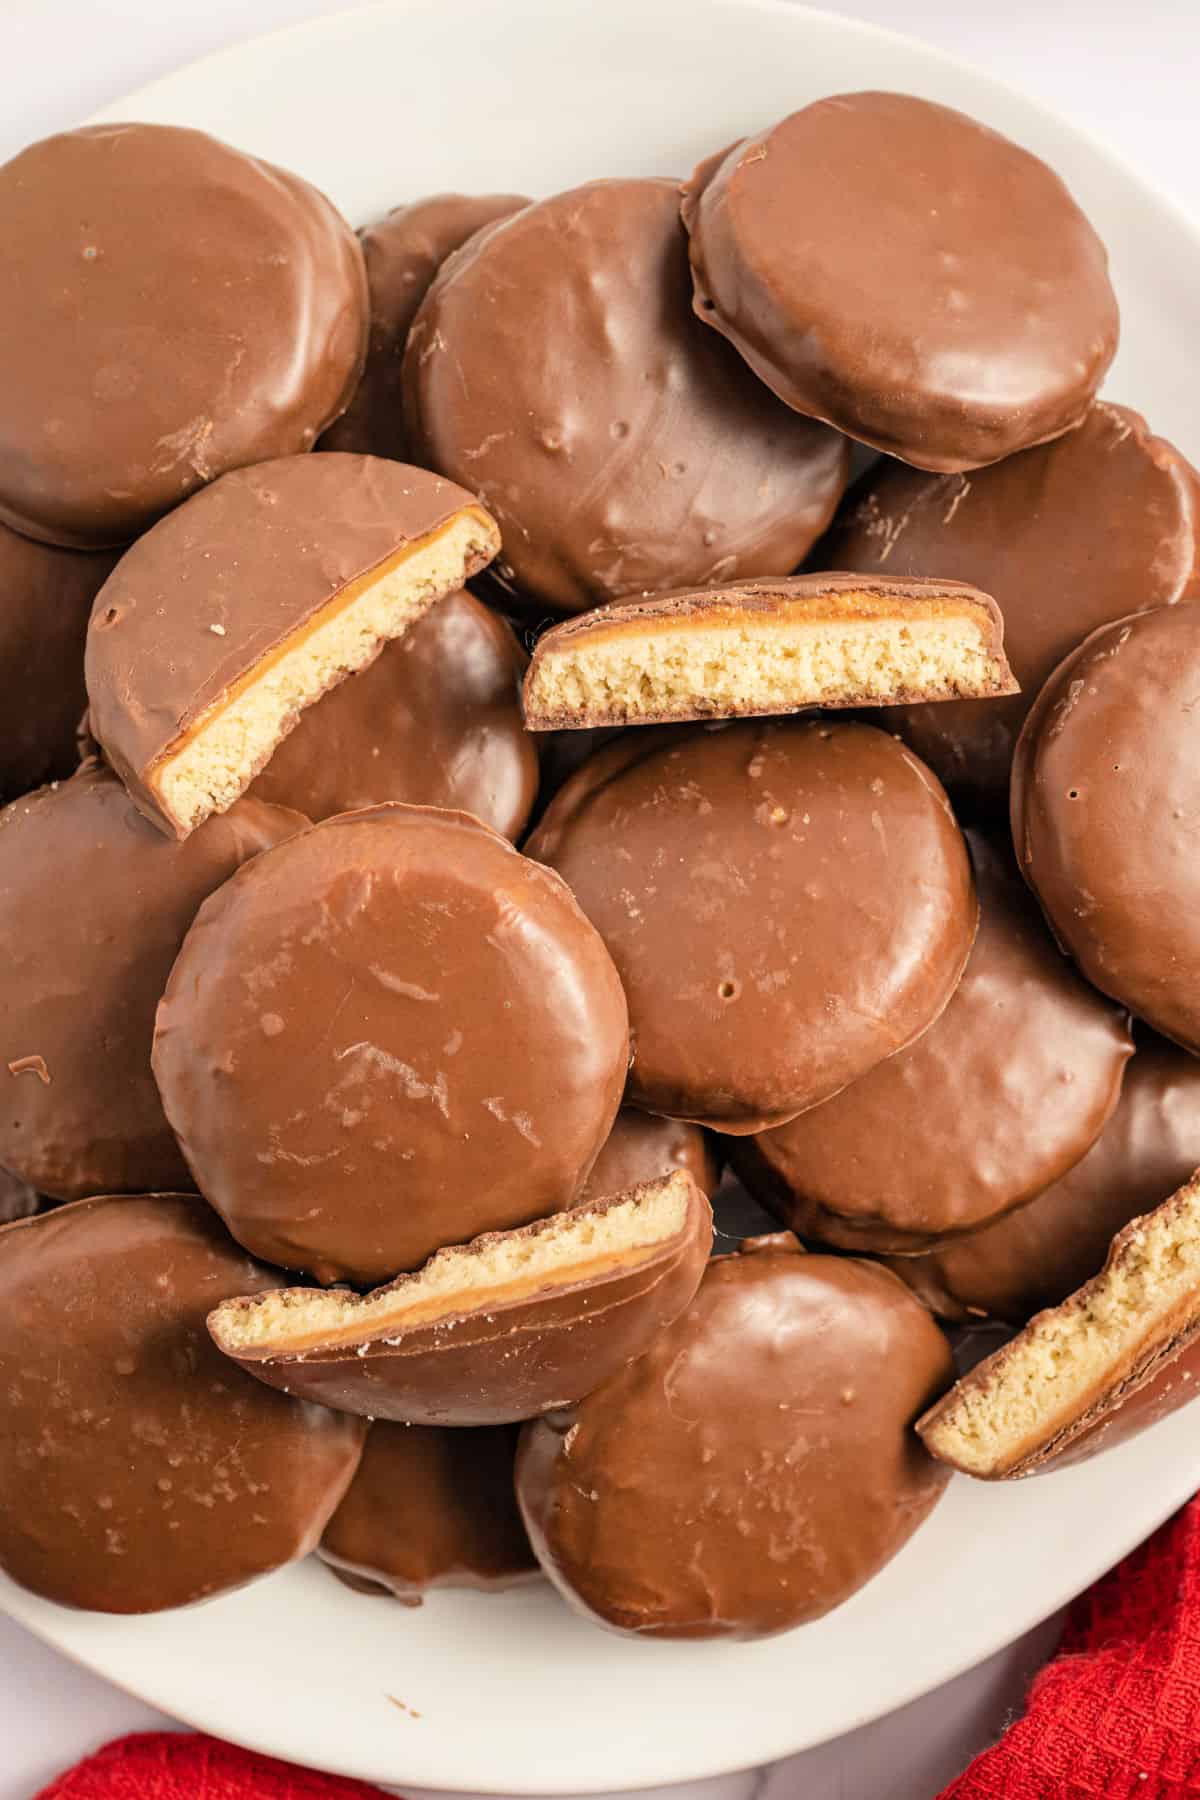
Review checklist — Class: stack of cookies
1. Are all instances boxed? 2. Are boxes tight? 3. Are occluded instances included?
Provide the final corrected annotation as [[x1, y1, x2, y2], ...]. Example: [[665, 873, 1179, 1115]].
[[1, 90, 1198, 1642]]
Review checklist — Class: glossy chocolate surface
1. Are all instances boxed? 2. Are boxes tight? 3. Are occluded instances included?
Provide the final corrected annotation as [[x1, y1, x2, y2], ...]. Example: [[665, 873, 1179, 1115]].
[[85, 454, 498, 837], [517, 1241, 953, 1638], [0, 522, 117, 802], [155, 804, 629, 1284], [320, 193, 528, 461], [247, 588, 537, 838], [819, 402, 1200, 808], [212, 1175, 713, 1426], [889, 1034, 1200, 1325], [404, 178, 849, 613], [0, 124, 366, 547], [736, 833, 1133, 1252], [0, 1195, 364, 1612], [681, 93, 1118, 471], [578, 1109, 720, 1204], [319, 1422, 537, 1601], [1012, 604, 1200, 1051], [526, 719, 976, 1129], [0, 764, 302, 1200]]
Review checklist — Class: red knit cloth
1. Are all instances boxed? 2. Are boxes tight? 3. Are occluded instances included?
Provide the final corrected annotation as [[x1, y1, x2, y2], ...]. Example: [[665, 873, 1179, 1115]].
[[34, 1499, 1200, 1800]]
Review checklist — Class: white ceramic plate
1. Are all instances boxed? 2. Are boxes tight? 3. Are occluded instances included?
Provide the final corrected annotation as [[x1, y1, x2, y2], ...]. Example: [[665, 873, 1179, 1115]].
[[5, 0, 1200, 1790]]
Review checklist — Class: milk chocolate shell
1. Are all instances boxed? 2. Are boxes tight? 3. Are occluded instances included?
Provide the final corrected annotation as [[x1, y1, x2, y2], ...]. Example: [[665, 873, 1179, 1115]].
[[0, 123, 367, 548], [0, 522, 117, 801], [526, 719, 976, 1130], [0, 1166, 38, 1226], [0, 764, 302, 1201], [155, 804, 629, 1285], [579, 1110, 720, 1204], [319, 1423, 537, 1601], [208, 1172, 712, 1426], [86, 455, 500, 839], [0, 1195, 364, 1613], [735, 834, 1133, 1253], [819, 402, 1200, 808], [247, 588, 537, 838], [1012, 605, 1200, 1051], [919, 1169, 1200, 1478], [403, 178, 849, 614], [320, 193, 528, 461], [681, 93, 1118, 471], [888, 1034, 1200, 1326], [521, 574, 1016, 730], [516, 1238, 953, 1639]]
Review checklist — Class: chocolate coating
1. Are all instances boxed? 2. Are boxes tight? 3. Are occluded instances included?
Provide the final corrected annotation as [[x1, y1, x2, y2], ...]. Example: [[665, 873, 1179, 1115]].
[[579, 1109, 720, 1204], [0, 124, 367, 548], [889, 1034, 1200, 1325], [403, 178, 850, 614], [0, 1195, 364, 1613], [681, 94, 1118, 471], [319, 1423, 536, 1601], [320, 193, 528, 461], [212, 1176, 712, 1426], [247, 588, 536, 838], [526, 719, 976, 1130], [735, 834, 1133, 1252], [1012, 604, 1200, 1050], [85, 454, 499, 837], [818, 402, 1200, 808], [154, 805, 629, 1284], [516, 1242, 953, 1639], [0, 1166, 38, 1226], [0, 764, 302, 1200], [0, 522, 117, 802]]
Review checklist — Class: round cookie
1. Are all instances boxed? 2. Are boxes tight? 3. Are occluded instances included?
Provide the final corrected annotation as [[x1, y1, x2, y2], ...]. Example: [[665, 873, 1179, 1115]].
[[888, 1034, 1200, 1326], [0, 764, 302, 1200], [403, 177, 850, 614], [734, 834, 1133, 1253], [0, 124, 367, 547], [578, 1109, 720, 1204], [516, 1237, 953, 1639], [154, 804, 629, 1284], [320, 193, 528, 461], [0, 1195, 364, 1613], [1012, 604, 1200, 1050], [319, 1423, 537, 1602], [0, 1166, 38, 1226], [526, 720, 976, 1131], [247, 588, 537, 838], [0, 521, 117, 802], [681, 93, 1118, 471], [819, 402, 1200, 809]]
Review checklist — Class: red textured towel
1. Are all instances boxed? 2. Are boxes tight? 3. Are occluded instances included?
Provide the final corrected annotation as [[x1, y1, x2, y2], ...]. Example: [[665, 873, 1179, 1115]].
[[34, 1499, 1200, 1800]]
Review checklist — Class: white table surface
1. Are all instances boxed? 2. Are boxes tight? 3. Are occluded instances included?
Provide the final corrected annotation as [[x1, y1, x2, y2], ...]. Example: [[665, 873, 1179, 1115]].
[[0, 1, 1195, 1795]]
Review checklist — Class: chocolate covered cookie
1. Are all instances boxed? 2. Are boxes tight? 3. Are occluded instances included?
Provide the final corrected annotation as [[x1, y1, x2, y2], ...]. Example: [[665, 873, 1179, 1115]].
[[522, 575, 1015, 731], [682, 93, 1118, 471], [319, 1423, 537, 1602], [0, 1195, 364, 1613], [404, 178, 849, 614], [0, 522, 116, 801], [247, 588, 537, 838], [889, 1034, 1200, 1326], [0, 124, 367, 548], [320, 193, 528, 461], [86, 455, 500, 839], [736, 834, 1133, 1253], [209, 1172, 712, 1426], [820, 402, 1200, 808], [155, 804, 629, 1284], [579, 1110, 720, 1205], [0, 764, 301, 1201], [517, 1237, 953, 1638], [919, 1168, 1200, 1477], [0, 1167, 38, 1226], [526, 719, 975, 1130], [1012, 604, 1200, 1051]]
